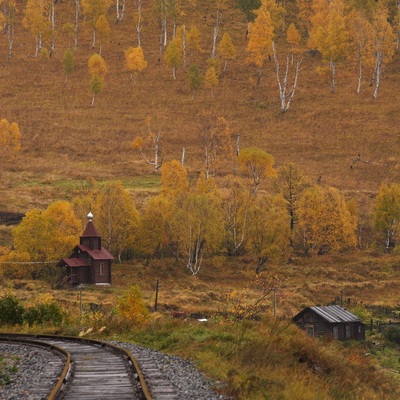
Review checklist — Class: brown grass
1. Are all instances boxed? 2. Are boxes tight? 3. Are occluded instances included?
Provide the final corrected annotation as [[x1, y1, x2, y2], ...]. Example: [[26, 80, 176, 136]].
[[0, 2, 399, 213]]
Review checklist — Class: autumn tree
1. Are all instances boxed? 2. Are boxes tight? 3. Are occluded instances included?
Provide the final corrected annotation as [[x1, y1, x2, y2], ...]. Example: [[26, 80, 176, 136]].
[[246, 2, 275, 85], [205, 66, 219, 97], [1, 0, 17, 59], [169, 174, 224, 275], [198, 110, 232, 179], [160, 160, 189, 199], [274, 163, 309, 235], [218, 32, 237, 71], [297, 186, 357, 255], [369, 6, 396, 99], [222, 175, 253, 255], [12, 201, 82, 278], [23, 0, 52, 57], [116, 284, 149, 325], [88, 53, 107, 106], [95, 14, 110, 55], [237, 147, 276, 193], [62, 48, 75, 85], [308, 0, 350, 93], [187, 63, 203, 100], [246, 195, 290, 273], [94, 181, 139, 262], [186, 24, 201, 64], [125, 46, 147, 80], [136, 196, 169, 264], [210, 0, 228, 59], [347, 9, 374, 94], [81, 0, 111, 48], [132, 117, 163, 172], [133, 0, 143, 46], [165, 37, 183, 79], [272, 41, 304, 112], [236, 0, 261, 36], [373, 183, 400, 252], [0, 118, 21, 165]]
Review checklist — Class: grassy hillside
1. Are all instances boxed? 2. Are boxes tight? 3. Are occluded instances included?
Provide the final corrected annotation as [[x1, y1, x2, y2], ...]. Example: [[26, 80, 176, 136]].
[[0, 1, 399, 214]]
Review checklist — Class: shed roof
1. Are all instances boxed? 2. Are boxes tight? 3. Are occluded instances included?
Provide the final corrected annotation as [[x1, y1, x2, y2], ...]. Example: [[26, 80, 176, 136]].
[[310, 305, 361, 323]]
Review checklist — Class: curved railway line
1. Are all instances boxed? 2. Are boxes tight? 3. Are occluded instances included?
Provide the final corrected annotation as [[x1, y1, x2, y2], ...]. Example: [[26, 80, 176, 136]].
[[0, 334, 178, 400]]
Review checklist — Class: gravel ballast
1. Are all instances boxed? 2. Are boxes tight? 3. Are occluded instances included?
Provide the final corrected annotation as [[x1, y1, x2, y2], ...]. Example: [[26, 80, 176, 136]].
[[0, 340, 228, 400]]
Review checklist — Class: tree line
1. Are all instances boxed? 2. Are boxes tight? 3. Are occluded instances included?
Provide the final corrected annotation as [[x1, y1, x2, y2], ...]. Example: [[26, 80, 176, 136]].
[[1, 149, 399, 279]]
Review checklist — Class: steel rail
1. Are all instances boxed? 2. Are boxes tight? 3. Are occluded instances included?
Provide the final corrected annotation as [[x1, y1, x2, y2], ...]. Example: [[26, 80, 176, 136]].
[[0, 335, 72, 399], [0, 333, 152, 400]]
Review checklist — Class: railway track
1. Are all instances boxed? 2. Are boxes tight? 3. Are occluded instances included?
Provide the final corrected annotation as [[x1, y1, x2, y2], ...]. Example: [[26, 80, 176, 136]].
[[0, 334, 178, 400]]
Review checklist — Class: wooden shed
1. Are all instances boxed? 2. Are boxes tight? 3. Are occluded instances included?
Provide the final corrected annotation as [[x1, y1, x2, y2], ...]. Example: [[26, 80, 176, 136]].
[[56, 213, 113, 287], [292, 305, 365, 341]]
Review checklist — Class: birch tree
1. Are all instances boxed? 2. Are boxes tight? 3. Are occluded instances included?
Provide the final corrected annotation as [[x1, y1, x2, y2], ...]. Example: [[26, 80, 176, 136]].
[[246, 2, 274, 85], [23, 0, 51, 57], [237, 147, 276, 193], [297, 186, 357, 255], [223, 175, 253, 256], [132, 117, 163, 172], [94, 182, 140, 262], [210, 0, 228, 59], [0, 118, 21, 164], [205, 66, 219, 97], [198, 111, 232, 179], [374, 183, 400, 252], [95, 14, 110, 55], [236, 0, 261, 37], [63, 48, 75, 85], [272, 41, 303, 113], [115, 0, 126, 22], [187, 63, 203, 100], [308, 0, 350, 93], [165, 37, 183, 79], [125, 46, 147, 80], [218, 32, 237, 71], [246, 195, 290, 273], [1, 0, 17, 59], [81, 0, 111, 49], [347, 9, 374, 94], [370, 6, 396, 99], [154, 0, 169, 60], [169, 174, 224, 275], [88, 53, 107, 106], [133, 0, 143, 47]]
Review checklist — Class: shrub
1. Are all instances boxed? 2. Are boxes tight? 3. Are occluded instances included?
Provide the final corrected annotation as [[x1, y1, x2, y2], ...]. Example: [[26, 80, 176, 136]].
[[24, 301, 64, 326], [0, 295, 24, 325], [383, 326, 400, 345]]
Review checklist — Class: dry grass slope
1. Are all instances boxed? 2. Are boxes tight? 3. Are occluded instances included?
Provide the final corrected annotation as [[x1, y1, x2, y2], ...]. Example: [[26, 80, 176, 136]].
[[0, 1, 399, 213]]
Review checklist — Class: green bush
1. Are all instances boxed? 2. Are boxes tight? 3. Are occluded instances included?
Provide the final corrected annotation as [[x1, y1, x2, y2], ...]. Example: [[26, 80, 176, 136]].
[[383, 326, 400, 345], [24, 301, 64, 326], [0, 295, 24, 325]]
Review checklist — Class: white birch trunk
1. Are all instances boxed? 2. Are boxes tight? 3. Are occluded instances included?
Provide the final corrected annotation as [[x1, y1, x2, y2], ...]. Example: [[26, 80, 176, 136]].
[[74, 0, 79, 51], [356, 55, 362, 94], [50, 0, 55, 56], [134, 0, 143, 47], [211, 9, 220, 59], [92, 27, 96, 49], [373, 53, 382, 99], [120, 0, 126, 21], [181, 147, 185, 166], [272, 43, 303, 113], [329, 60, 336, 94], [116, 0, 120, 22], [7, 19, 13, 60], [182, 25, 187, 69]]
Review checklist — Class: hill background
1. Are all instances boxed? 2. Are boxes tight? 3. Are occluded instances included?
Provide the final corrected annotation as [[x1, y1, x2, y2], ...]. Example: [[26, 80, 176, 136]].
[[1, 0, 399, 215]]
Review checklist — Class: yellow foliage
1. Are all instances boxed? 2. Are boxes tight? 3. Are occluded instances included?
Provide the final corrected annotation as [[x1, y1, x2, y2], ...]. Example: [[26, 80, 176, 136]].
[[0, 118, 21, 161], [116, 284, 150, 325], [88, 53, 107, 78], [124, 46, 147, 77]]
